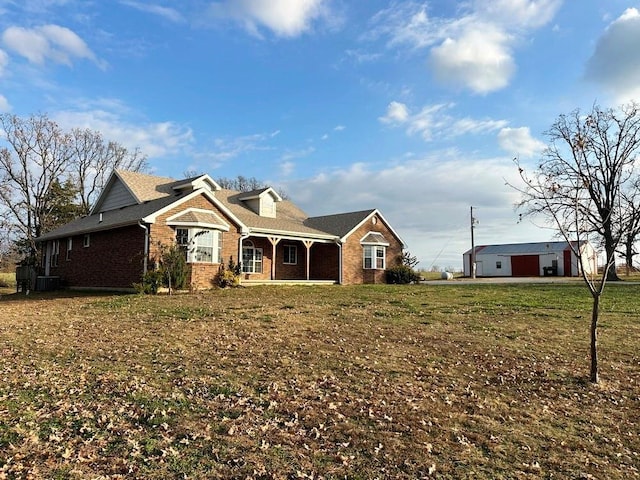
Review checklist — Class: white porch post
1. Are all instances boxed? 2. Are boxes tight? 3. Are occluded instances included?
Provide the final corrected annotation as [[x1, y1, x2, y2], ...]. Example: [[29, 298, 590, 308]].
[[268, 237, 281, 280], [303, 240, 314, 280]]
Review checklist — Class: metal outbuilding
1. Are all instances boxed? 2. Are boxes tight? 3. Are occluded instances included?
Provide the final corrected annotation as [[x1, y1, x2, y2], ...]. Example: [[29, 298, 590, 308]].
[[462, 241, 597, 277]]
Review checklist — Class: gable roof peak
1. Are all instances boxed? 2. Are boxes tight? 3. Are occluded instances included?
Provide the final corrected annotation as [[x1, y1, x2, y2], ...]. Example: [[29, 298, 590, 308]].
[[171, 173, 221, 193], [238, 186, 282, 202]]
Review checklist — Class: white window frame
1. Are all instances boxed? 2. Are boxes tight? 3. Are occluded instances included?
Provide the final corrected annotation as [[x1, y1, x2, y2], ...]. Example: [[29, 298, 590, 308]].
[[363, 245, 386, 270], [83, 234, 90, 248], [50, 240, 59, 267], [242, 241, 263, 273], [66, 237, 72, 261], [283, 245, 297, 265], [176, 228, 223, 264]]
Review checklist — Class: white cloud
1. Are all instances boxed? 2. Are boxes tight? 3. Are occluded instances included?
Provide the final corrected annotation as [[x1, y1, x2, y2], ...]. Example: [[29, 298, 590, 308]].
[[280, 146, 315, 162], [209, 0, 330, 38], [284, 152, 547, 269], [367, 2, 441, 49], [53, 109, 194, 159], [585, 8, 640, 103], [0, 94, 10, 112], [429, 24, 515, 94], [209, 132, 275, 162], [280, 161, 295, 176], [2, 24, 104, 68], [379, 101, 410, 124], [380, 101, 507, 141], [0, 49, 7, 75], [369, 0, 561, 94], [474, 0, 562, 29], [498, 127, 546, 158], [120, 1, 186, 23]]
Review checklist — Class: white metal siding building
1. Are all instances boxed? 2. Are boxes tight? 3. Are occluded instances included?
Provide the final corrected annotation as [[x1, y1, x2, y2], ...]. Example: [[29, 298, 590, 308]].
[[462, 241, 597, 277]]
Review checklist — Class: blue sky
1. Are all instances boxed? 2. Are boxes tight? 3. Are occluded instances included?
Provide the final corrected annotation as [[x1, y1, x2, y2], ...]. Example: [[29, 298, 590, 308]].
[[1, 0, 639, 269]]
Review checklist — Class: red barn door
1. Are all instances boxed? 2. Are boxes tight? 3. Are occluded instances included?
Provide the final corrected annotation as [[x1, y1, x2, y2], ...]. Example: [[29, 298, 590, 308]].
[[511, 255, 540, 276], [563, 250, 572, 276]]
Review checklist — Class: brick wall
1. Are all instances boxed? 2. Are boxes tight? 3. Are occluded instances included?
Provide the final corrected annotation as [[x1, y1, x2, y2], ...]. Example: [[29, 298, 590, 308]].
[[341, 213, 403, 285], [275, 241, 307, 280], [150, 193, 242, 290], [48, 225, 146, 289], [309, 243, 340, 281]]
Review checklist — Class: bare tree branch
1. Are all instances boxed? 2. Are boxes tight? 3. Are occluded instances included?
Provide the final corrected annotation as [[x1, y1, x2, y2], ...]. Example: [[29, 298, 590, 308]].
[[509, 102, 640, 383]]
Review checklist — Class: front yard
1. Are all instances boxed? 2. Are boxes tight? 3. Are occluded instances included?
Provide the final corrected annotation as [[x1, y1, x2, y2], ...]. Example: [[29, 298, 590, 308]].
[[1, 283, 639, 478]]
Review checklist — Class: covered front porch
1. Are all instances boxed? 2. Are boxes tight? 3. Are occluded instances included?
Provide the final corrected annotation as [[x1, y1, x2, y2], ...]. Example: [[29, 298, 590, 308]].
[[239, 233, 341, 284]]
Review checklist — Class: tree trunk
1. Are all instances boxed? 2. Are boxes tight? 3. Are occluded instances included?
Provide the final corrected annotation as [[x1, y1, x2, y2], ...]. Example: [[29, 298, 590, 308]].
[[625, 240, 635, 274], [604, 237, 620, 281], [590, 294, 600, 383]]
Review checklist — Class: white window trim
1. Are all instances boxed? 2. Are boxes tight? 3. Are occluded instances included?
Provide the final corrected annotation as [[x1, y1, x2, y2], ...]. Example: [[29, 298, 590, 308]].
[[242, 241, 263, 274], [66, 237, 72, 261], [176, 227, 223, 264], [83, 234, 90, 248], [166, 208, 230, 232], [363, 245, 386, 270]]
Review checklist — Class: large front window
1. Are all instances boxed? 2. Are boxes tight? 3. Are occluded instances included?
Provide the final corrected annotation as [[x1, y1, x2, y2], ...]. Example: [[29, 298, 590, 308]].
[[242, 241, 263, 273], [363, 245, 386, 269], [176, 228, 222, 263]]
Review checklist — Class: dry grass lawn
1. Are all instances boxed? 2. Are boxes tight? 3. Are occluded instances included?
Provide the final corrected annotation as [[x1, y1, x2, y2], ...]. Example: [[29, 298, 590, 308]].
[[1, 283, 639, 479]]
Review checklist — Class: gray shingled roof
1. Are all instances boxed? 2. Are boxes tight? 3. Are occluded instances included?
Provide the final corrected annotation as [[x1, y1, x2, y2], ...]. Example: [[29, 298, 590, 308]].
[[361, 232, 389, 245], [38, 191, 188, 241], [305, 210, 375, 238], [116, 170, 178, 202], [216, 190, 334, 238], [37, 172, 388, 243], [168, 210, 229, 227]]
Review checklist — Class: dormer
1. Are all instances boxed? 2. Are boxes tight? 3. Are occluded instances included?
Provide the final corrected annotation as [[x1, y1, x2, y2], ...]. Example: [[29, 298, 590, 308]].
[[172, 174, 221, 194], [239, 187, 282, 218]]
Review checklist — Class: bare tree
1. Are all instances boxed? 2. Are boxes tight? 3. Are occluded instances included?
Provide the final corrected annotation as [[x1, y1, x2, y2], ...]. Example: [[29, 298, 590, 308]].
[[617, 176, 640, 274], [70, 128, 147, 215], [0, 113, 148, 262], [400, 250, 419, 269], [216, 175, 264, 192], [0, 113, 72, 260], [215, 174, 289, 199], [512, 102, 640, 383]]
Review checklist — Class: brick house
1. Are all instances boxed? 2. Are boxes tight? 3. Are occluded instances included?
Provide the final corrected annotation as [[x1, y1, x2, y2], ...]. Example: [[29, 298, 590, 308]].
[[36, 170, 406, 290]]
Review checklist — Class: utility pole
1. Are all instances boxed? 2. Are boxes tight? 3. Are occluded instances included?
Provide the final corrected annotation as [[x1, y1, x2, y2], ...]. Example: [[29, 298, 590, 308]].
[[470, 206, 477, 279]]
